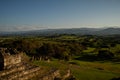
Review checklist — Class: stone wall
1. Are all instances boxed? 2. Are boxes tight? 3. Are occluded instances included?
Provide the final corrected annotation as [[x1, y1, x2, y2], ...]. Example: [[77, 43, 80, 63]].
[[0, 48, 22, 70], [0, 63, 42, 80], [38, 69, 61, 80], [0, 48, 72, 80], [0, 63, 25, 77], [4, 54, 21, 69], [62, 69, 71, 80]]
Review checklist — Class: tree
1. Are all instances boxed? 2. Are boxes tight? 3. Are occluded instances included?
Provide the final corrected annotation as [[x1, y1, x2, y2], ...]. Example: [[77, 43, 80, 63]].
[[97, 50, 114, 60]]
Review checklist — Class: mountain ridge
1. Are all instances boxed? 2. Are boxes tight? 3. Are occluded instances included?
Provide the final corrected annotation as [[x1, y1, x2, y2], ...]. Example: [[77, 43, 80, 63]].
[[0, 27, 120, 36]]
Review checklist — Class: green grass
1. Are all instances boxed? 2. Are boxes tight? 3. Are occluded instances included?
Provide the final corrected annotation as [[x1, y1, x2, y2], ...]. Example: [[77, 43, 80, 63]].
[[71, 68, 119, 80], [83, 47, 95, 53], [32, 59, 69, 76], [32, 60, 120, 80], [69, 60, 120, 80]]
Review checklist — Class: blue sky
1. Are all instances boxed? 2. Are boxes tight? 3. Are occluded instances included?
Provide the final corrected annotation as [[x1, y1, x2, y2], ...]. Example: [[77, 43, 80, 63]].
[[0, 0, 120, 31]]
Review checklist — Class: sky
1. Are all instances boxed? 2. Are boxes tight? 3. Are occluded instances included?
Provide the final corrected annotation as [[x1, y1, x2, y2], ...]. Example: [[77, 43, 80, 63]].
[[0, 0, 120, 31]]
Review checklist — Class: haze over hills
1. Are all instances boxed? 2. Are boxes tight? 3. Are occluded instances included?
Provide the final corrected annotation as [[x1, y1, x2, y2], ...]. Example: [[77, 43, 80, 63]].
[[1, 0, 120, 37], [0, 27, 120, 36]]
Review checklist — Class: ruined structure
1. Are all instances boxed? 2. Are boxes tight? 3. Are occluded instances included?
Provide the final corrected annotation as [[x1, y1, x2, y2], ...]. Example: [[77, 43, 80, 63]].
[[0, 48, 71, 80], [0, 48, 22, 70], [0, 48, 43, 80]]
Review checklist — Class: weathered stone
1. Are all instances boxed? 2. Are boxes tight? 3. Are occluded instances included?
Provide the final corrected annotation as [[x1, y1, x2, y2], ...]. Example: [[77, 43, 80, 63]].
[[0, 48, 72, 80], [0, 48, 22, 70]]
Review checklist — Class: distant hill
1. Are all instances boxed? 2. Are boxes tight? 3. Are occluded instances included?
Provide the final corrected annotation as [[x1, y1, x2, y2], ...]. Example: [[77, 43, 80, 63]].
[[95, 28, 120, 35], [0, 27, 120, 36]]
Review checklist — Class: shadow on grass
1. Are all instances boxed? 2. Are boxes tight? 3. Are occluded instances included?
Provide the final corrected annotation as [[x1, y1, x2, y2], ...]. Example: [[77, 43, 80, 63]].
[[74, 55, 120, 63], [74, 55, 98, 62], [110, 77, 120, 80]]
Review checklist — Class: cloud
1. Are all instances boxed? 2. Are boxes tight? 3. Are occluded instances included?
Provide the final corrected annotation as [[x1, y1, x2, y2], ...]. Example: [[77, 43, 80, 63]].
[[0, 25, 47, 32]]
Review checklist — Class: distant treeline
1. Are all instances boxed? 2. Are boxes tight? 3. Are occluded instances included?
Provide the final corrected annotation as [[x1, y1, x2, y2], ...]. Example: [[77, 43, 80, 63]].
[[0, 35, 120, 61]]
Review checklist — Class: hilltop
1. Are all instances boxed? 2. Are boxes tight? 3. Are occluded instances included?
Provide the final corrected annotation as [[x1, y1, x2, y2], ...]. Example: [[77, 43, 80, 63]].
[[0, 27, 120, 36]]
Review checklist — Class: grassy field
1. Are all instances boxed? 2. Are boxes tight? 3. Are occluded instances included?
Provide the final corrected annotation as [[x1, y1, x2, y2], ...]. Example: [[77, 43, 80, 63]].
[[69, 60, 120, 80], [32, 60, 120, 80], [0, 36, 120, 80]]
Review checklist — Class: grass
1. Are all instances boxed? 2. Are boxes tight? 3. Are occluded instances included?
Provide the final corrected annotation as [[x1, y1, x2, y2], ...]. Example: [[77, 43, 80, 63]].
[[32, 59, 69, 76], [32, 60, 120, 80], [71, 68, 119, 80], [83, 47, 96, 53], [69, 60, 120, 80]]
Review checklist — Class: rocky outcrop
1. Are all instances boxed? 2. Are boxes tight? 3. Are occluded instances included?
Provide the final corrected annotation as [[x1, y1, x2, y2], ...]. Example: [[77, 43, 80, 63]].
[[0, 48, 22, 70], [0, 48, 72, 80], [0, 62, 42, 80], [37, 69, 61, 80], [0, 48, 42, 80]]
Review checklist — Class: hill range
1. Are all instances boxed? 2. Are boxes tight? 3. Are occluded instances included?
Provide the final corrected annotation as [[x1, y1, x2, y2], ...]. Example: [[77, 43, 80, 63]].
[[0, 27, 120, 36]]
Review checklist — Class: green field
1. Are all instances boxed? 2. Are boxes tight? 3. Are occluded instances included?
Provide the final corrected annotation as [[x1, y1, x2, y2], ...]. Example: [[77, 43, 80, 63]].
[[1, 35, 120, 80], [33, 60, 120, 80]]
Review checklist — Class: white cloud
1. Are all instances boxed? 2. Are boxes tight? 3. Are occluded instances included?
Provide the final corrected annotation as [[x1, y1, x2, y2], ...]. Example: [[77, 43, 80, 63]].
[[0, 25, 48, 32]]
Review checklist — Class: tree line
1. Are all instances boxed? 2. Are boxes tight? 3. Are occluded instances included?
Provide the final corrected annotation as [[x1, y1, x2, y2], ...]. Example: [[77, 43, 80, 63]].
[[0, 35, 120, 61]]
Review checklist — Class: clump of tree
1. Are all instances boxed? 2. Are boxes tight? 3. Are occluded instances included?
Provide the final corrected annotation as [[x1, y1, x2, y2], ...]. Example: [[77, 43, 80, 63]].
[[36, 43, 71, 60], [97, 50, 114, 60], [0, 35, 120, 61]]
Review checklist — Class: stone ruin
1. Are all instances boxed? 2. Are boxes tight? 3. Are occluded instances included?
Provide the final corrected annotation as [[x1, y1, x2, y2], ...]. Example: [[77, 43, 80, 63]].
[[0, 48, 72, 80], [0, 48, 22, 70]]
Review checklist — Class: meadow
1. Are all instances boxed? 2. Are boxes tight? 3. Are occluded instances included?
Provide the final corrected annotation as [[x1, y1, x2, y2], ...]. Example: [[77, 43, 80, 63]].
[[32, 59, 120, 80], [0, 35, 120, 80]]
